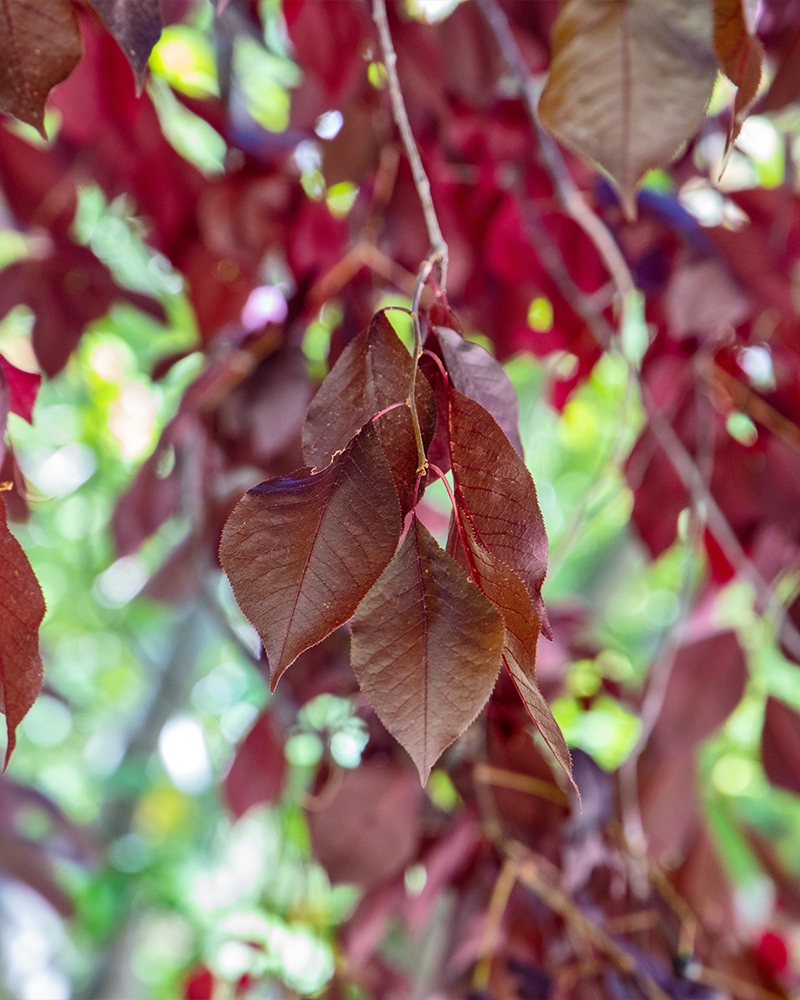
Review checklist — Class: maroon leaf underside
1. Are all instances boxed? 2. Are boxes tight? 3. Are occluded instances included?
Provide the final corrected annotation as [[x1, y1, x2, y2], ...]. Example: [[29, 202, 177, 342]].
[[455, 515, 575, 793], [433, 325, 524, 458], [350, 514, 504, 785], [0, 496, 45, 766], [88, 0, 162, 93], [0, 0, 82, 136], [302, 310, 436, 512], [220, 421, 403, 689], [447, 386, 552, 639]]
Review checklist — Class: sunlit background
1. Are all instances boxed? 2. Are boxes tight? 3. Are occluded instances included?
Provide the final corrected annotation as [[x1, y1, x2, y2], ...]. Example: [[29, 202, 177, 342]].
[[0, 0, 799, 997]]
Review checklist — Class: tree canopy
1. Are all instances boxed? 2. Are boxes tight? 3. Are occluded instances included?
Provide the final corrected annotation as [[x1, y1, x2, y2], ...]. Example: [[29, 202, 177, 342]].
[[1, 1, 800, 998]]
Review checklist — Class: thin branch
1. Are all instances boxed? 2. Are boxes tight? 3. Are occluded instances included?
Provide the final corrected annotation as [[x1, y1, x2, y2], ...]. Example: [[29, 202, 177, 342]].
[[372, 0, 448, 289], [478, 0, 634, 302]]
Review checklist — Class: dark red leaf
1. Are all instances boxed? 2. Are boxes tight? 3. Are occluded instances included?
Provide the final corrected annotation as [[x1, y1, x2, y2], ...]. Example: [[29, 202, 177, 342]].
[[88, 0, 162, 93], [0, 356, 39, 424], [434, 325, 523, 457], [302, 310, 436, 512], [0, 0, 82, 136], [306, 760, 422, 891], [183, 965, 215, 1000], [0, 496, 45, 766], [220, 421, 403, 689], [447, 387, 551, 637], [223, 712, 286, 819], [762, 696, 800, 795], [0, 239, 166, 378], [351, 514, 504, 784], [455, 515, 575, 793], [646, 631, 747, 763], [713, 0, 765, 146]]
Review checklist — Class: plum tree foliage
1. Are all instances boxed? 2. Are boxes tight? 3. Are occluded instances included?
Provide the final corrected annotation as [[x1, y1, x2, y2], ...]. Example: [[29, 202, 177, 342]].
[[1, 0, 800, 997]]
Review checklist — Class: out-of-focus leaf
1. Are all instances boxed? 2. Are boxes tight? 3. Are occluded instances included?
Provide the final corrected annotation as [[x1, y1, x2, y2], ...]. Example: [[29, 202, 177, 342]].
[[302, 310, 435, 512], [434, 325, 524, 457], [646, 631, 746, 762], [447, 387, 551, 637], [713, 0, 764, 147], [539, 0, 718, 217], [352, 515, 504, 785], [0, 496, 44, 766], [0, 0, 82, 136], [455, 515, 575, 793], [220, 421, 402, 689], [0, 239, 167, 378], [0, 356, 40, 424], [88, 0, 161, 93], [307, 760, 422, 891], [762, 696, 800, 795], [223, 713, 286, 818]]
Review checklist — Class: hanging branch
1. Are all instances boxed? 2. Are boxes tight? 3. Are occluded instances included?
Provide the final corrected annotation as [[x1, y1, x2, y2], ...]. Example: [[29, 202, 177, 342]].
[[372, 0, 449, 470], [372, 0, 448, 288]]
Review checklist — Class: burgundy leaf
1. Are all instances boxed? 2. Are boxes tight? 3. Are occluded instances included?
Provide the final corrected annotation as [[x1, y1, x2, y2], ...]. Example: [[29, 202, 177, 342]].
[[455, 515, 575, 793], [434, 325, 523, 457], [0, 356, 40, 424], [351, 514, 504, 784], [447, 387, 551, 638], [307, 760, 422, 892], [223, 712, 286, 818], [0, 496, 45, 766], [0, 0, 82, 136], [713, 0, 765, 147], [220, 421, 402, 688], [302, 310, 435, 512], [88, 0, 162, 93], [0, 239, 166, 378], [762, 696, 800, 796], [646, 631, 747, 763]]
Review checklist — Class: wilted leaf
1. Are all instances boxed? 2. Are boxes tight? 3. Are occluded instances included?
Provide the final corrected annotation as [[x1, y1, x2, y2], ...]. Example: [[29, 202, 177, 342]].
[[447, 387, 551, 637], [307, 760, 422, 891], [434, 325, 523, 457], [713, 0, 764, 147], [223, 712, 286, 819], [88, 0, 162, 93], [539, 0, 718, 217], [456, 516, 575, 793], [762, 696, 800, 795], [0, 0, 82, 136], [351, 515, 504, 784], [302, 310, 435, 511], [220, 421, 402, 688], [0, 496, 45, 766]]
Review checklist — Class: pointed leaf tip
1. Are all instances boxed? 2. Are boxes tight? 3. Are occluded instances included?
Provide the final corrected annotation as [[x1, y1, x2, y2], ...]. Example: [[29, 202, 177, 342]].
[[351, 516, 504, 784], [220, 421, 403, 688]]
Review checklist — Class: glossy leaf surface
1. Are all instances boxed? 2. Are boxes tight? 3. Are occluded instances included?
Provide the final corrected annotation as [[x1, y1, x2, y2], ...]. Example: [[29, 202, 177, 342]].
[[220, 421, 402, 688], [351, 515, 504, 784]]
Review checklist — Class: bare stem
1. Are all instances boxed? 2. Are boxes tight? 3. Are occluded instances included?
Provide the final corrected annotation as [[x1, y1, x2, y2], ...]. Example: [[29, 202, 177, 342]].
[[372, 0, 449, 289]]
